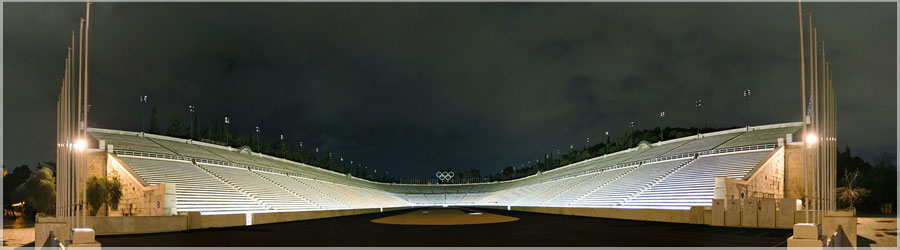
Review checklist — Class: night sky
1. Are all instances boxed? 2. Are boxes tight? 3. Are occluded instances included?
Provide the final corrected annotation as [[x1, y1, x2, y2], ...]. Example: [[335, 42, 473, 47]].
[[4, 2, 896, 177]]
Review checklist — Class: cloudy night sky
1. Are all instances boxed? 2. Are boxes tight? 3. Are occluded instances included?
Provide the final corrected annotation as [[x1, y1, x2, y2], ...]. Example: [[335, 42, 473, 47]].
[[4, 2, 896, 177]]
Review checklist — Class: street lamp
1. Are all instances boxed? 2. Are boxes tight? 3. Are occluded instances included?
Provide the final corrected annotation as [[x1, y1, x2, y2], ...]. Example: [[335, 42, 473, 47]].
[[74, 139, 87, 151], [139, 95, 148, 133], [605, 131, 610, 143], [695, 99, 702, 136], [659, 111, 666, 141], [224, 116, 230, 145], [255, 126, 260, 152], [744, 89, 751, 131], [806, 134, 818, 144], [188, 105, 195, 140]]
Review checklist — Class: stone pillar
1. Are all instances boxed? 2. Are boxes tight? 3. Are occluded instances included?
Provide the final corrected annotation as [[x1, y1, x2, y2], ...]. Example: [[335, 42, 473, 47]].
[[34, 216, 66, 250], [741, 198, 759, 227], [787, 223, 824, 248], [725, 199, 741, 226], [68, 228, 101, 249], [822, 210, 857, 247], [711, 199, 725, 226], [777, 198, 797, 228], [689, 206, 705, 224], [163, 183, 178, 215], [714, 177, 727, 199], [759, 198, 776, 228]]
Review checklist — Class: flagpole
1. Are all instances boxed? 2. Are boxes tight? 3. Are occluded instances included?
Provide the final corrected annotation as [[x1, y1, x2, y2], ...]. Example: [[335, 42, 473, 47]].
[[800, 6, 810, 224], [82, 1, 92, 227]]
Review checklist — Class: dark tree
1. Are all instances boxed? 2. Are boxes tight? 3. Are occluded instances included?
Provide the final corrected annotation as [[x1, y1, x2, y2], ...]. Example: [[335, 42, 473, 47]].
[[149, 106, 161, 134], [167, 118, 184, 138]]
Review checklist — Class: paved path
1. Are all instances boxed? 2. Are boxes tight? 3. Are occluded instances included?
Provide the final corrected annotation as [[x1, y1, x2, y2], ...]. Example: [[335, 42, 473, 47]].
[[2, 228, 34, 247], [97, 207, 792, 247], [857, 215, 897, 247]]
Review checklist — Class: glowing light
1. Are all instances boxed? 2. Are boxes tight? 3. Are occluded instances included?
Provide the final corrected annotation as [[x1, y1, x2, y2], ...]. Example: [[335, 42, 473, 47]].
[[806, 134, 818, 144], [74, 140, 87, 150]]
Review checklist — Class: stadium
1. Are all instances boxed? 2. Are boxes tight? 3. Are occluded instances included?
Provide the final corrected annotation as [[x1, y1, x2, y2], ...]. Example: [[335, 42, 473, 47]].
[[38, 122, 836, 247], [7, 1, 895, 249]]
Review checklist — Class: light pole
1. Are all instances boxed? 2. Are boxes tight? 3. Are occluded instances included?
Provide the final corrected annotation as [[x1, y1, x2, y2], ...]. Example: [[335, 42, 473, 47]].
[[139, 95, 148, 132], [255, 126, 260, 152], [629, 122, 635, 147], [605, 131, 610, 144], [224, 116, 230, 145], [695, 99, 702, 136], [188, 105, 195, 140], [659, 111, 665, 141], [744, 89, 751, 131]]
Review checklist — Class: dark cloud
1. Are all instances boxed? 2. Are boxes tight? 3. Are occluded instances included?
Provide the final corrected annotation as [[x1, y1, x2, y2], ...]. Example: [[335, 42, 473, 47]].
[[4, 2, 896, 176]]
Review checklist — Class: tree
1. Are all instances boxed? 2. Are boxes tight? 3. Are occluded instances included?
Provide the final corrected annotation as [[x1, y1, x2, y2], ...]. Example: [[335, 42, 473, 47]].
[[836, 169, 869, 210], [86, 176, 123, 215], [203, 119, 212, 140], [107, 176, 123, 211], [17, 167, 56, 215], [167, 118, 184, 138], [149, 106, 161, 134], [86, 176, 108, 215], [4, 165, 32, 207]]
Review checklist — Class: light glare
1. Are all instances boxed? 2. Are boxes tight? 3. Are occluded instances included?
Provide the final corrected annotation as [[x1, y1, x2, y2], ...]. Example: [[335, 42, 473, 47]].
[[74, 140, 87, 150], [806, 134, 818, 144]]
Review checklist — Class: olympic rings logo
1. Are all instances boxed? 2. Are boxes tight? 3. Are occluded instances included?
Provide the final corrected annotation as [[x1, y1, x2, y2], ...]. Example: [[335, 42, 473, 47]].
[[436, 171, 454, 181]]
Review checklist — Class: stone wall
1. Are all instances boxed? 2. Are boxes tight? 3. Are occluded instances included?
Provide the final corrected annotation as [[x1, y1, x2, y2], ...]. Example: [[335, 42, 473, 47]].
[[783, 143, 811, 200], [105, 154, 177, 216], [499, 206, 702, 224], [722, 147, 785, 200]]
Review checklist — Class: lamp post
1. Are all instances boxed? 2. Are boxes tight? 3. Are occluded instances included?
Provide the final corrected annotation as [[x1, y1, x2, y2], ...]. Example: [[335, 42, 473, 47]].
[[744, 89, 751, 131], [224, 116, 230, 145], [139, 95, 148, 132], [695, 99, 702, 136], [255, 126, 260, 152], [628, 121, 634, 147], [605, 131, 610, 144], [188, 105, 195, 140], [659, 111, 666, 141]]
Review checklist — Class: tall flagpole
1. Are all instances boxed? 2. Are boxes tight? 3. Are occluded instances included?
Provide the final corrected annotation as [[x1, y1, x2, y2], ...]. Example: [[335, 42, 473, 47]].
[[813, 29, 820, 224], [82, 1, 92, 227], [78, 17, 86, 227], [803, 9, 811, 224]]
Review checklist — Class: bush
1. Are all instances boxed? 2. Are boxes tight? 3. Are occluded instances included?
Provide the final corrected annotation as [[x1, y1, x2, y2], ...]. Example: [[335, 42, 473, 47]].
[[86, 176, 109, 214], [11, 167, 56, 217], [86, 176, 123, 215]]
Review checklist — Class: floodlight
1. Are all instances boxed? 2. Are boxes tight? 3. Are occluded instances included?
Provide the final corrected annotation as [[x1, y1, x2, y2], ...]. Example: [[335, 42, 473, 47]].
[[75, 139, 87, 151], [806, 134, 818, 144]]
